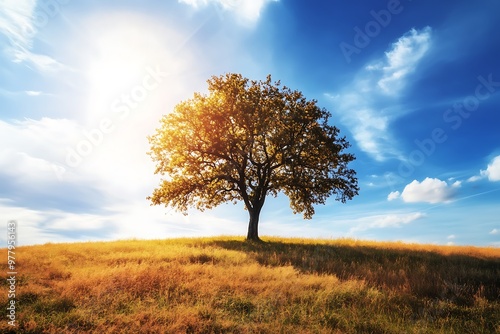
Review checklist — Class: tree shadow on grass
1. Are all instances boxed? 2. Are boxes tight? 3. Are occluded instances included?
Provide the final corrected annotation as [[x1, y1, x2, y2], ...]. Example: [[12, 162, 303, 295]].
[[209, 239, 500, 305]]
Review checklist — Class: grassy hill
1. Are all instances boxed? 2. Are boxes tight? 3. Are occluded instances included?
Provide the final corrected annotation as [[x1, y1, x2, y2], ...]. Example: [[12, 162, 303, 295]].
[[1, 237, 499, 333]]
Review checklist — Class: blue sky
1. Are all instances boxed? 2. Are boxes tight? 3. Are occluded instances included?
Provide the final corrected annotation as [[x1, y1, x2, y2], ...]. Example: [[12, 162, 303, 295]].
[[1, 0, 499, 246]]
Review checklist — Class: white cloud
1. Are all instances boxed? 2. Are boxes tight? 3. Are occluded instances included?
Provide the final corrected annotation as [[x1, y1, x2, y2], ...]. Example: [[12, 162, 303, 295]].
[[387, 191, 400, 201], [490, 229, 498, 235], [178, 0, 278, 26], [0, 0, 36, 50], [377, 27, 432, 94], [447, 234, 456, 240], [468, 155, 500, 182], [0, 117, 82, 164], [400, 177, 459, 204], [0, 112, 170, 210], [0, 0, 67, 71], [482, 155, 500, 182], [467, 175, 482, 182], [25, 90, 41, 96], [0, 200, 57, 246], [12, 49, 68, 72], [328, 27, 432, 161], [326, 92, 396, 161], [371, 212, 425, 228], [350, 212, 425, 233]]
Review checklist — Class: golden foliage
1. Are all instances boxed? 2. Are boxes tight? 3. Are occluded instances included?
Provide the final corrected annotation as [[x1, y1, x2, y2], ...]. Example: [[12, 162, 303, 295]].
[[148, 74, 359, 240]]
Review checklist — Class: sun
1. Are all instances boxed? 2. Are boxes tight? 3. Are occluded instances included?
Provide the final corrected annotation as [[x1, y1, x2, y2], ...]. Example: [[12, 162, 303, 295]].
[[81, 12, 182, 123], [86, 23, 161, 100]]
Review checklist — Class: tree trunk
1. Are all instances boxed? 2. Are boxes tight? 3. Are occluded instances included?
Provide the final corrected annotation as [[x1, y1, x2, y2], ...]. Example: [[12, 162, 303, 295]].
[[246, 209, 261, 242]]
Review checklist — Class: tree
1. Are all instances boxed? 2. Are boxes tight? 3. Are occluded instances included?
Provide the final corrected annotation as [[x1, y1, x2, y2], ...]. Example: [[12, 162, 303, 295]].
[[147, 73, 359, 241]]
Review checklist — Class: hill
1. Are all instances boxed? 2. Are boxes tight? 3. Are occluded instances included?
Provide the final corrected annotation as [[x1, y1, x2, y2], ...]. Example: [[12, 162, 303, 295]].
[[1, 237, 499, 333]]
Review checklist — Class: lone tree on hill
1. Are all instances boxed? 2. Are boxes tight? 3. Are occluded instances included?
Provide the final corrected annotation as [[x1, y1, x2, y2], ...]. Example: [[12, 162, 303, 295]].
[[147, 73, 359, 241]]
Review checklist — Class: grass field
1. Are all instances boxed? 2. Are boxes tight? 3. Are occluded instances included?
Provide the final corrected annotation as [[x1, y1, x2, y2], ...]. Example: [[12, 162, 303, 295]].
[[1, 236, 499, 333]]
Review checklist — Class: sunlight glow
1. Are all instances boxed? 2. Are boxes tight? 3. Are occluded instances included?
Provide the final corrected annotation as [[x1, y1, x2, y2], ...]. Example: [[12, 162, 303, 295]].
[[81, 12, 180, 124], [86, 23, 159, 102]]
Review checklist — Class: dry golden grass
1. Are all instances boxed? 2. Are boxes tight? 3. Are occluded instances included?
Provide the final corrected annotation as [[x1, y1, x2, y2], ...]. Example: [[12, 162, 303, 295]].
[[1, 236, 499, 333]]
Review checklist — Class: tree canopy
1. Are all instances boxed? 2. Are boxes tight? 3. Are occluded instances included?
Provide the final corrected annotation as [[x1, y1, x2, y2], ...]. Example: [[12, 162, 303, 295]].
[[148, 73, 359, 241]]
